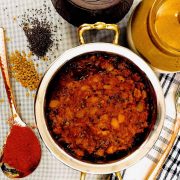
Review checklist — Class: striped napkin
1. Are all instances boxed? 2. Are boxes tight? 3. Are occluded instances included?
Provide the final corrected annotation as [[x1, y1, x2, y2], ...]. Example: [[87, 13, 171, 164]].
[[111, 73, 180, 180]]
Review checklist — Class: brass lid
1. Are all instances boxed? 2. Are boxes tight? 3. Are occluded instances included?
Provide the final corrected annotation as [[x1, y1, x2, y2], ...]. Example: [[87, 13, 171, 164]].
[[128, 0, 180, 73], [148, 0, 180, 56]]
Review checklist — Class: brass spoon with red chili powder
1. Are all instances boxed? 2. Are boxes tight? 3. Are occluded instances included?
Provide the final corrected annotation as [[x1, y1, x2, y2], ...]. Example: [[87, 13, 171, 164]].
[[0, 28, 41, 178]]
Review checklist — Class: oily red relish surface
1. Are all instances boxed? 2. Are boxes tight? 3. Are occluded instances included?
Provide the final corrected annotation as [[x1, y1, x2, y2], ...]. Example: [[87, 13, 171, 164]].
[[46, 52, 157, 163]]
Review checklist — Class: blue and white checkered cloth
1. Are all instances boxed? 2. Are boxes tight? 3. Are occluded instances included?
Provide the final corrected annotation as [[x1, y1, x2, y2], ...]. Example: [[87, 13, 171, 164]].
[[0, 0, 179, 179]]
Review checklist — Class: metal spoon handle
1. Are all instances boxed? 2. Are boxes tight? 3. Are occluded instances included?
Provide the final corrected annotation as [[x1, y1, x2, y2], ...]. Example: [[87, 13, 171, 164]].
[[0, 28, 18, 117], [147, 85, 180, 179], [147, 120, 180, 179]]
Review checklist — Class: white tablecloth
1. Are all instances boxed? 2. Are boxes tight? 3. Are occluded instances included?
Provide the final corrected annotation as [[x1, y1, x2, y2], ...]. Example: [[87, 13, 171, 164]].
[[0, 0, 179, 179]]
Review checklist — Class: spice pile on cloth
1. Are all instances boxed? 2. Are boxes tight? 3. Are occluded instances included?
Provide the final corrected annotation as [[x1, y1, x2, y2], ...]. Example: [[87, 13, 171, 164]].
[[23, 20, 52, 57], [8, 51, 41, 91], [18, 5, 63, 59]]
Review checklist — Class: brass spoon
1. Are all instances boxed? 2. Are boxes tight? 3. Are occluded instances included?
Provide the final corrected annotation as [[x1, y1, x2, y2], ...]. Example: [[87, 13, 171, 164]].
[[0, 28, 41, 178]]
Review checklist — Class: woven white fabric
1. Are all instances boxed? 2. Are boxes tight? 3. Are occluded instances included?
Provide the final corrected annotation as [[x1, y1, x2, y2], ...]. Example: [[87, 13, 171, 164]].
[[0, 0, 179, 180]]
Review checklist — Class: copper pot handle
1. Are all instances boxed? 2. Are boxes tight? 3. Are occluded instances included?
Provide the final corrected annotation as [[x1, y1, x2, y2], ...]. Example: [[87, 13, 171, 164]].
[[78, 22, 120, 45], [80, 172, 86, 180], [80, 172, 123, 180]]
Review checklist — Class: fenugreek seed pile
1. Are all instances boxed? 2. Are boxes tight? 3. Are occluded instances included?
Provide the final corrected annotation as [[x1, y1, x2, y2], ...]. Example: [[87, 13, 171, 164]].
[[9, 51, 40, 91]]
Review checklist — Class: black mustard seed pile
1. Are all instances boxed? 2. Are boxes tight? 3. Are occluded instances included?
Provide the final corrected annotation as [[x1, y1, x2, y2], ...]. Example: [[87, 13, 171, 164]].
[[23, 20, 52, 57], [18, 1, 63, 58]]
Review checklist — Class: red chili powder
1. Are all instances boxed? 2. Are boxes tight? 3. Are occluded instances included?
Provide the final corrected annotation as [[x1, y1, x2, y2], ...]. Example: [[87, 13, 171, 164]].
[[2, 125, 41, 175]]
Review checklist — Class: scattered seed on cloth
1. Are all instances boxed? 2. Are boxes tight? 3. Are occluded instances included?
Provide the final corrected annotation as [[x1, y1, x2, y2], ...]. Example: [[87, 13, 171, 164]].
[[23, 20, 53, 57], [9, 51, 40, 91], [0, 99, 4, 104], [17, 2, 63, 59]]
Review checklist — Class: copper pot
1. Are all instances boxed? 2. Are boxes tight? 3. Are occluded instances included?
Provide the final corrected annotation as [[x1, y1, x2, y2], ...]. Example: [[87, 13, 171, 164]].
[[35, 22, 165, 179]]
